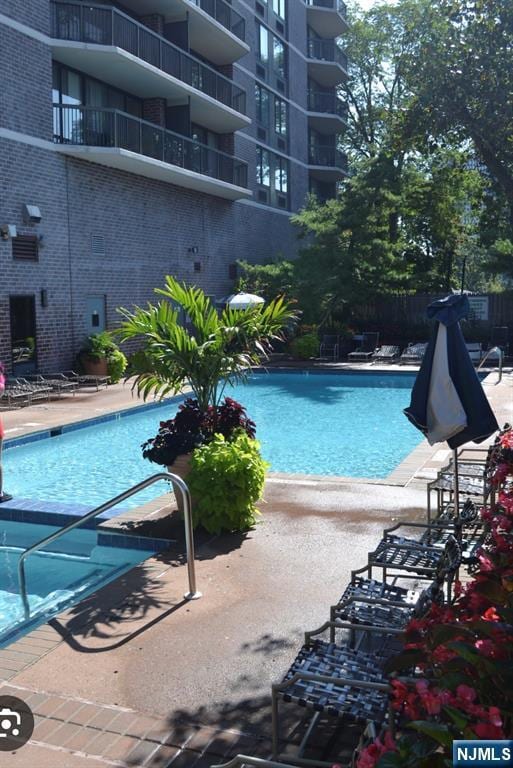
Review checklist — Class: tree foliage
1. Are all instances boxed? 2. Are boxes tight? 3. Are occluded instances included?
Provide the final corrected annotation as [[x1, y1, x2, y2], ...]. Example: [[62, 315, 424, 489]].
[[116, 276, 296, 411]]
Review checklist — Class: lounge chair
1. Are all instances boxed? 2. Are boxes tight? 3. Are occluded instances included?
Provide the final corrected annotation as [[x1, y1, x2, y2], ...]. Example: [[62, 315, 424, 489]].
[[59, 370, 109, 391], [25, 374, 78, 397], [399, 342, 427, 365], [347, 332, 380, 362], [1, 382, 32, 408], [371, 345, 400, 363], [13, 378, 52, 402], [319, 334, 339, 360], [465, 342, 482, 364]]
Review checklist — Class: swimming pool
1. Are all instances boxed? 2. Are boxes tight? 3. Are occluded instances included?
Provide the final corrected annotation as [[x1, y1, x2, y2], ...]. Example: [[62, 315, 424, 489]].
[[4, 372, 422, 508], [0, 520, 155, 646]]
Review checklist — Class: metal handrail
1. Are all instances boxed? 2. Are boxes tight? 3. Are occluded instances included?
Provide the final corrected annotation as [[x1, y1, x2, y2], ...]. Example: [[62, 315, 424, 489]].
[[477, 346, 503, 384], [18, 472, 201, 620]]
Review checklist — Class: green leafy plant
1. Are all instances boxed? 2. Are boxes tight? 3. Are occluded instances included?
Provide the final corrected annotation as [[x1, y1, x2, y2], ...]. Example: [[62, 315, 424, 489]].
[[289, 333, 319, 360], [107, 348, 128, 384], [80, 332, 127, 382], [187, 431, 268, 534], [117, 276, 296, 411]]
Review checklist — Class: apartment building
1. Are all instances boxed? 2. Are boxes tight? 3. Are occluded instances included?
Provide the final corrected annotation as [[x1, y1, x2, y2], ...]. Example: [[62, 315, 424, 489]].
[[0, 0, 348, 373]]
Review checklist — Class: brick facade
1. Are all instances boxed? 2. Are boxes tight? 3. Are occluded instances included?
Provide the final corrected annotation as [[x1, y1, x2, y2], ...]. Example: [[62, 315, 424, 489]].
[[0, 1, 344, 373]]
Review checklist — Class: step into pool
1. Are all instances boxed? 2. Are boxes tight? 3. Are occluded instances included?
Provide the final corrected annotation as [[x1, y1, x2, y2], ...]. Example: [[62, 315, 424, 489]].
[[0, 521, 156, 647]]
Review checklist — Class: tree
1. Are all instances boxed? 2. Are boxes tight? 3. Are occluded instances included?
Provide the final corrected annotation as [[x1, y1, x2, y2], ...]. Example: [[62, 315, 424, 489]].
[[400, 0, 513, 230], [117, 277, 296, 411]]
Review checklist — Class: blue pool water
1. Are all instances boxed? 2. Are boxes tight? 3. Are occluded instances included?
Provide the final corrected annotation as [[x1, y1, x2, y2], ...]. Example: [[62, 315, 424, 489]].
[[0, 521, 154, 646], [4, 372, 422, 508]]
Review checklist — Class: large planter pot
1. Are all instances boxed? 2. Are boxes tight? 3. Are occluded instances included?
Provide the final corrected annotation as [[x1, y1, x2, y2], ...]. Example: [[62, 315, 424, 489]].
[[167, 453, 193, 516], [81, 355, 109, 377]]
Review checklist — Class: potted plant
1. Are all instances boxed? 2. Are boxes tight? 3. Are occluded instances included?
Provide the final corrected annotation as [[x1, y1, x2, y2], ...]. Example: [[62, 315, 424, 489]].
[[80, 331, 127, 382], [117, 277, 295, 531]]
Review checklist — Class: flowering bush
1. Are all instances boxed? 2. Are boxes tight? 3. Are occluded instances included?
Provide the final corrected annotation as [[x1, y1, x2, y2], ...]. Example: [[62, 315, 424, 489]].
[[142, 397, 256, 467], [357, 425, 513, 768]]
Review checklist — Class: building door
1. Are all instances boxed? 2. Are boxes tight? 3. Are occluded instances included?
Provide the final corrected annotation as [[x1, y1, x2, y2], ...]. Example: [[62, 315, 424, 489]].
[[10, 295, 37, 375], [85, 295, 106, 336]]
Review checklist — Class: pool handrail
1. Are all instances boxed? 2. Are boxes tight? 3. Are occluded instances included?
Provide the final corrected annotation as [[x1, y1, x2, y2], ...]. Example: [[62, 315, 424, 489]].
[[477, 345, 503, 384], [17, 472, 201, 620]]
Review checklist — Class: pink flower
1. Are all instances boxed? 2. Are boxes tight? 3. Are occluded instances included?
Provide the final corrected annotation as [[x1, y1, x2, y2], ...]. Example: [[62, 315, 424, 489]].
[[474, 722, 505, 739], [478, 553, 495, 572], [456, 685, 477, 704]]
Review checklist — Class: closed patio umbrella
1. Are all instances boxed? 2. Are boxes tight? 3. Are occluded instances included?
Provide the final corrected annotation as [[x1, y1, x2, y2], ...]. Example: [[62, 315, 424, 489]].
[[404, 294, 498, 515], [226, 292, 265, 310]]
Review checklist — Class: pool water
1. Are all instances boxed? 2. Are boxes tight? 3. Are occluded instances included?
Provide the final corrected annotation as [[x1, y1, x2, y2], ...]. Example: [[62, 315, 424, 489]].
[[0, 521, 154, 646], [4, 372, 422, 508]]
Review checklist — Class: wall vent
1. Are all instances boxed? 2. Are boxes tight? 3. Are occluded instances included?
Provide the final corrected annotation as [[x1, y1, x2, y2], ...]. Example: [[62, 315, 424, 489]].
[[256, 64, 266, 79], [277, 137, 286, 151], [12, 234, 38, 261], [258, 189, 268, 203], [276, 79, 285, 93], [257, 127, 267, 140], [91, 234, 106, 257]]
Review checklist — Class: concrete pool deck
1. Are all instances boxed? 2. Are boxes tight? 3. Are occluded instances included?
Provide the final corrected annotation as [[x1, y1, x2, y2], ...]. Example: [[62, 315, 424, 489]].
[[0, 366, 512, 766]]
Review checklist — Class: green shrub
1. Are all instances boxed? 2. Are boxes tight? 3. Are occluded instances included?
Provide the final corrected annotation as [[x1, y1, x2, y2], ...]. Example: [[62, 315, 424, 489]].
[[187, 431, 268, 534], [81, 331, 117, 360], [107, 348, 127, 383], [289, 332, 319, 359]]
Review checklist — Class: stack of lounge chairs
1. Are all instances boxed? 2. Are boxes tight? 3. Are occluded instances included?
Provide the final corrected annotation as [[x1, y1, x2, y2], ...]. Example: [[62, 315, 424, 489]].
[[210, 441, 502, 767], [0, 370, 109, 408], [399, 342, 428, 365]]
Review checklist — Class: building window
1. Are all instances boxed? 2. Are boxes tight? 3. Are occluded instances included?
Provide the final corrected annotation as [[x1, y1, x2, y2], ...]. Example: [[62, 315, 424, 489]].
[[273, 37, 285, 77], [12, 235, 39, 262], [256, 147, 271, 187], [273, 0, 286, 21], [255, 84, 270, 125], [274, 157, 288, 193], [256, 23, 287, 80], [258, 23, 269, 64], [256, 147, 290, 208], [274, 97, 287, 135]]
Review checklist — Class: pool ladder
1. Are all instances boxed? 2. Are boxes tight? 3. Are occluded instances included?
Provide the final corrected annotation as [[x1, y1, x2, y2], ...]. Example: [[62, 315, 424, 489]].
[[477, 346, 504, 384], [18, 472, 201, 620]]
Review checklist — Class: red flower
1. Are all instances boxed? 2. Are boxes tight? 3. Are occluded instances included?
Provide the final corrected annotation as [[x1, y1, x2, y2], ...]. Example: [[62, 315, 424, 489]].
[[456, 685, 477, 704], [474, 722, 505, 740]]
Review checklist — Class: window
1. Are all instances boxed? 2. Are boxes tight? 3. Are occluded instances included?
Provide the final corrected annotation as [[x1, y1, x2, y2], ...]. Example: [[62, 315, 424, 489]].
[[256, 24, 287, 80], [274, 97, 287, 135], [273, 37, 285, 77], [273, 0, 286, 20], [256, 147, 271, 187], [258, 23, 269, 63], [256, 147, 290, 208], [274, 157, 288, 193], [255, 84, 270, 125], [12, 235, 39, 262]]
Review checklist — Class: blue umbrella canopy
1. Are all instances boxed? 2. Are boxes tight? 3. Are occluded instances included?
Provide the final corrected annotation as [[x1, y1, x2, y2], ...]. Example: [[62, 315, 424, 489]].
[[404, 294, 498, 449]]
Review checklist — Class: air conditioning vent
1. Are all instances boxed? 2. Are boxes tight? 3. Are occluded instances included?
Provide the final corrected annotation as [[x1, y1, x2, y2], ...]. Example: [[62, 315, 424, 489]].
[[257, 127, 267, 140], [277, 194, 287, 209], [258, 189, 268, 203], [228, 263, 237, 279], [276, 79, 285, 93], [194, 261, 201, 272], [277, 137, 286, 151], [276, 21, 284, 34], [91, 234, 106, 257], [12, 235, 38, 261], [256, 2, 265, 16], [256, 64, 266, 79]]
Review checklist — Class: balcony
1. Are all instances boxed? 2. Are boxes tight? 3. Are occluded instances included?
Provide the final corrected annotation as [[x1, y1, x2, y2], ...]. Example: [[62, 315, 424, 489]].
[[307, 90, 348, 132], [120, 0, 249, 65], [307, 38, 348, 87], [51, 2, 249, 133], [53, 105, 251, 200], [309, 144, 348, 181], [306, 0, 349, 38]]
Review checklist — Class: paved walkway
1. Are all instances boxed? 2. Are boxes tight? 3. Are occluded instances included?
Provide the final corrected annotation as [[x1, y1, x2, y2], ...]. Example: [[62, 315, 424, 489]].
[[0, 367, 511, 766]]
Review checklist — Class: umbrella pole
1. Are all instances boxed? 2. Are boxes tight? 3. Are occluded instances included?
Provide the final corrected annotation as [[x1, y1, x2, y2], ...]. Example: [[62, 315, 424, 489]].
[[453, 448, 460, 522]]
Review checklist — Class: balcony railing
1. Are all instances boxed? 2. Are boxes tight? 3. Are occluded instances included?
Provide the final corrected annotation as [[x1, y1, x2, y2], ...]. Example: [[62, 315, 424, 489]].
[[309, 144, 348, 171], [53, 105, 249, 188], [308, 90, 348, 119], [191, 0, 245, 41], [51, 1, 246, 115], [307, 38, 348, 70], [306, 0, 347, 19]]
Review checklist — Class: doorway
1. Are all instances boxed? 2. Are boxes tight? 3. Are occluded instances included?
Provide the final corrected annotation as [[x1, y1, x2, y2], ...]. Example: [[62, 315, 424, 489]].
[[10, 295, 37, 375]]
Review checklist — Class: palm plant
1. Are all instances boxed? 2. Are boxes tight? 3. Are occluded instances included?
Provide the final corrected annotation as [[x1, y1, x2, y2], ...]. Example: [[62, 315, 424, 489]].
[[117, 277, 296, 411]]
